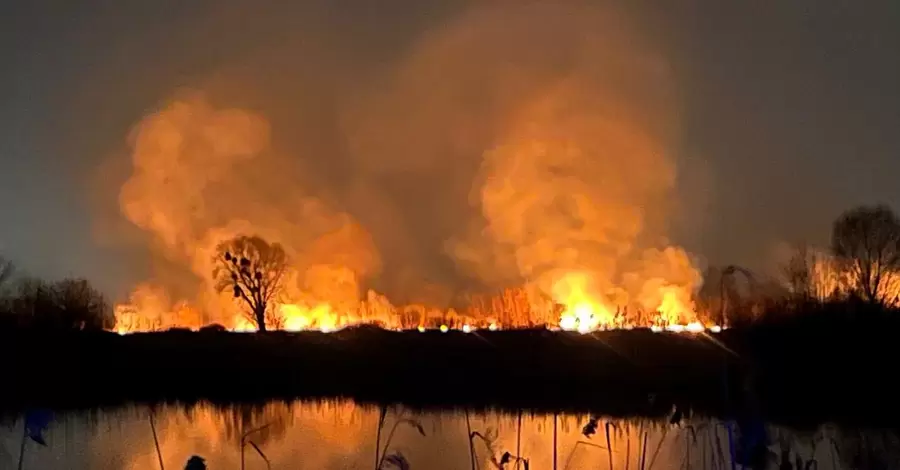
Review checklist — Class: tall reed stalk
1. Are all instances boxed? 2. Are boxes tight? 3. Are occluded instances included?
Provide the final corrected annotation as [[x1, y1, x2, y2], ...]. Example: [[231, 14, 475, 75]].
[[606, 422, 618, 470], [553, 413, 558, 470], [149, 409, 165, 470], [639, 430, 648, 470], [465, 409, 476, 470], [374, 406, 387, 470], [516, 411, 522, 470]]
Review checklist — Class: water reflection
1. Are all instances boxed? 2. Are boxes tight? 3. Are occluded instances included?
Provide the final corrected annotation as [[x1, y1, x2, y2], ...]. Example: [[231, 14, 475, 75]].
[[2, 400, 897, 469]]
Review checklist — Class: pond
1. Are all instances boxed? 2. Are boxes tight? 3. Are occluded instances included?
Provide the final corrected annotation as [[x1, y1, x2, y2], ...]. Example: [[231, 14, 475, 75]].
[[2, 400, 895, 469]]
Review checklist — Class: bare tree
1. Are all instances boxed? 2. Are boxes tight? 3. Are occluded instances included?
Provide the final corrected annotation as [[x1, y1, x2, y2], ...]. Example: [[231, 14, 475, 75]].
[[831, 204, 900, 304], [51, 278, 114, 330], [0, 256, 14, 316], [213, 235, 288, 332], [0, 256, 13, 288], [782, 243, 813, 300], [10, 277, 112, 330], [720, 265, 756, 326], [12, 278, 55, 323]]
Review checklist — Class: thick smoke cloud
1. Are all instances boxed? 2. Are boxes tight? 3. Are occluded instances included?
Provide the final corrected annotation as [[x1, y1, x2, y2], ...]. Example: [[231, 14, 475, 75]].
[[118, 94, 381, 325], [108, 1, 702, 323]]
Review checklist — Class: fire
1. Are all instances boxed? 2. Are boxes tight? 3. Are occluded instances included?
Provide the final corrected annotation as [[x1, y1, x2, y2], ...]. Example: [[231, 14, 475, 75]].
[[549, 271, 707, 334], [112, 274, 717, 335], [280, 303, 339, 332], [105, 51, 712, 337], [553, 272, 612, 333]]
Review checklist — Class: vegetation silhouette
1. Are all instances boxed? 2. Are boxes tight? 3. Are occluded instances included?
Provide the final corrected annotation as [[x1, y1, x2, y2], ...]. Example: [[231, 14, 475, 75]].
[[831, 204, 900, 304], [214, 235, 288, 332], [2, 205, 900, 429], [0, 257, 112, 331], [374, 406, 426, 470]]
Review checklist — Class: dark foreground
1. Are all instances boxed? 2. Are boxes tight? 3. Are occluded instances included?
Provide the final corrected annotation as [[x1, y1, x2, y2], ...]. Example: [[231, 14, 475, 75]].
[[1, 311, 897, 429]]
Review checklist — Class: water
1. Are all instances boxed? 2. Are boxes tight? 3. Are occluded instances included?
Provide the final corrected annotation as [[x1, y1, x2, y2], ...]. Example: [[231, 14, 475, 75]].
[[2, 400, 895, 469]]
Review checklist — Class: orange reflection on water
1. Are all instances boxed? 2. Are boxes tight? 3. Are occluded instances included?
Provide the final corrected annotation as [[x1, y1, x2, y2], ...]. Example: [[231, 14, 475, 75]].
[[7, 401, 855, 469]]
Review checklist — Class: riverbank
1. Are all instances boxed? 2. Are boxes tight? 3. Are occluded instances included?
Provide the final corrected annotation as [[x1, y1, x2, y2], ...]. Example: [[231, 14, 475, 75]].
[[1, 311, 897, 429]]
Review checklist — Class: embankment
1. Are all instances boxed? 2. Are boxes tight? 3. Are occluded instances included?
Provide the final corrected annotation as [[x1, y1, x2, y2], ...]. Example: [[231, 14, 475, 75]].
[[1, 314, 896, 428]]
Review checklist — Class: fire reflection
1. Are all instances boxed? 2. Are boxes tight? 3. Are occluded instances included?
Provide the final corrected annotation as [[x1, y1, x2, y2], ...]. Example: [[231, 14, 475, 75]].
[[4, 401, 861, 469]]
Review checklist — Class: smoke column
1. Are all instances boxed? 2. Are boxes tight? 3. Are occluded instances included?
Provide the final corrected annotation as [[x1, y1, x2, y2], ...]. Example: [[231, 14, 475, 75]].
[[117, 93, 380, 328], [432, 3, 703, 323], [104, 2, 704, 329]]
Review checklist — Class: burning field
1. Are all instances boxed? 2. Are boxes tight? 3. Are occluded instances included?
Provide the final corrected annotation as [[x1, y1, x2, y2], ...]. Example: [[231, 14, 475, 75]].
[[97, 3, 716, 337]]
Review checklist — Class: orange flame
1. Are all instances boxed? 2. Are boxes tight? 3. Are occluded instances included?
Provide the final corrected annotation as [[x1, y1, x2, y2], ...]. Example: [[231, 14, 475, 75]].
[[113, 277, 716, 335]]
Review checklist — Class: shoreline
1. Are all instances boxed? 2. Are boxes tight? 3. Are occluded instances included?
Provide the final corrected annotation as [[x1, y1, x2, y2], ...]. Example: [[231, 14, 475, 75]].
[[2, 323, 897, 429]]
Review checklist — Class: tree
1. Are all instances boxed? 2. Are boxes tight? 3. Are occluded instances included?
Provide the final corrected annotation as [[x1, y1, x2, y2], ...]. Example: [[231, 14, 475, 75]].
[[213, 235, 288, 332], [831, 204, 900, 304], [51, 278, 115, 330], [0, 256, 15, 317], [0, 256, 13, 288], [782, 243, 813, 300], [10, 277, 112, 330], [719, 265, 756, 326]]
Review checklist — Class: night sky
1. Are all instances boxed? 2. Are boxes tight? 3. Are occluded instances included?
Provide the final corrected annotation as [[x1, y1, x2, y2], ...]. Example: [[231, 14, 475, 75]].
[[1, 1, 898, 300]]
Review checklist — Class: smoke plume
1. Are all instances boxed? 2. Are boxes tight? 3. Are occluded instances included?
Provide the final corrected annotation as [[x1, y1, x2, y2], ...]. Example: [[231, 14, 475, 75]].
[[118, 93, 380, 326], [432, 3, 701, 315], [106, 1, 703, 327]]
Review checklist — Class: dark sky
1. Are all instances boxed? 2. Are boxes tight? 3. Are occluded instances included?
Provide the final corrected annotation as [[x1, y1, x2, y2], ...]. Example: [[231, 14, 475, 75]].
[[1, 1, 898, 300]]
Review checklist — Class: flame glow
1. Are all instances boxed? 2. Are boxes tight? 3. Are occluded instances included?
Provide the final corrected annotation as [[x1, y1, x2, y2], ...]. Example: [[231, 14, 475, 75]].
[[114, 282, 718, 335], [99, 3, 720, 337]]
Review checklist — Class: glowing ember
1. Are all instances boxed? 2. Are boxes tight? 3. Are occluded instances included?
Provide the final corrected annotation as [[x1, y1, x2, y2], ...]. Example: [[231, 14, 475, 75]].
[[684, 321, 705, 333]]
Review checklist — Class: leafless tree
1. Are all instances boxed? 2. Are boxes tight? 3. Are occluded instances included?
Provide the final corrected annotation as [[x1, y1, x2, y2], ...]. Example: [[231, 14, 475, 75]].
[[0, 256, 13, 288], [213, 235, 288, 332], [720, 265, 756, 326], [10, 277, 111, 330], [831, 204, 900, 304], [0, 256, 14, 316], [51, 278, 114, 330], [782, 243, 813, 300]]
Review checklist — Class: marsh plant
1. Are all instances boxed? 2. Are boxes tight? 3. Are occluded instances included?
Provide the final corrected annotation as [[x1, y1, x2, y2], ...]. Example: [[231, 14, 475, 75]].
[[463, 412, 535, 470], [836, 428, 900, 470], [570, 415, 677, 470], [374, 406, 426, 470]]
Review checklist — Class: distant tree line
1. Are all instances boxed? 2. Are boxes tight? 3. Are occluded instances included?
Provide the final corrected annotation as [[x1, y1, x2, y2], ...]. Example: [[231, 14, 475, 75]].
[[784, 204, 900, 305], [0, 257, 113, 331], [703, 203, 900, 326]]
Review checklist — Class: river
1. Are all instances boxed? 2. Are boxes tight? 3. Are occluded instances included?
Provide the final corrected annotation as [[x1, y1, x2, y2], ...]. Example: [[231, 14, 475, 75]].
[[3, 400, 894, 469]]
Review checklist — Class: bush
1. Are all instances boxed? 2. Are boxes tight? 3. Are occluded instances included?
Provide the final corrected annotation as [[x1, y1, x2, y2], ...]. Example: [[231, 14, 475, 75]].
[[2, 277, 113, 331]]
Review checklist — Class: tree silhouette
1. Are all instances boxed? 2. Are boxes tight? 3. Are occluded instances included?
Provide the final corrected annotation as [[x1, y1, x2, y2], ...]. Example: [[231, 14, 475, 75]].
[[0, 256, 15, 318], [782, 243, 813, 300], [0, 256, 13, 289], [831, 204, 900, 304], [50, 278, 114, 330], [213, 235, 288, 332], [8, 277, 112, 330], [720, 265, 756, 326]]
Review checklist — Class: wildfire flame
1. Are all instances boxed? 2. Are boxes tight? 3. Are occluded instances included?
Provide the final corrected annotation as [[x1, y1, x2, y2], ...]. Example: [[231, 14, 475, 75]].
[[101, 4, 720, 338], [113, 278, 717, 335]]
